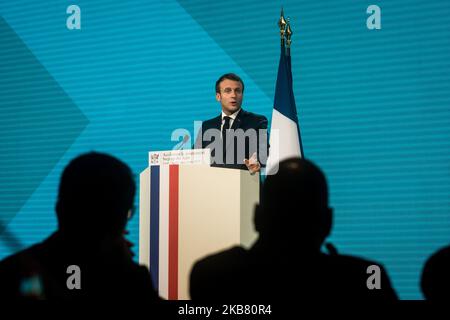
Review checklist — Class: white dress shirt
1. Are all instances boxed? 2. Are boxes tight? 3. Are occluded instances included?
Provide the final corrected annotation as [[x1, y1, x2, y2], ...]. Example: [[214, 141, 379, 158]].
[[221, 108, 241, 135]]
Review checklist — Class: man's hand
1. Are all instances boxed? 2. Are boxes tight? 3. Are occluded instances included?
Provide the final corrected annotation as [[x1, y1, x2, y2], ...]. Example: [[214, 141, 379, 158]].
[[244, 152, 261, 175]]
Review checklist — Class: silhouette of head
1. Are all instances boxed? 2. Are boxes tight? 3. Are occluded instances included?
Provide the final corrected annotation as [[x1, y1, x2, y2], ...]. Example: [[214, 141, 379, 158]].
[[255, 158, 332, 252], [56, 152, 135, 238]]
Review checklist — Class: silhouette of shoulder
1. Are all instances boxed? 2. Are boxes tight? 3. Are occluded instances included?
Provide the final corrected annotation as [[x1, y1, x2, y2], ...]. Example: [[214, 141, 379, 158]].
[[190, 247, 397, 301], [0, 234, 159, 300], [315, 253, 398, 301], [190, 246, 248, 300]]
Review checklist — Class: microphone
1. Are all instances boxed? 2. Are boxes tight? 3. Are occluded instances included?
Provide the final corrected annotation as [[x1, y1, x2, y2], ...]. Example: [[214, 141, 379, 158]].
[[176, 134, 190, 150]]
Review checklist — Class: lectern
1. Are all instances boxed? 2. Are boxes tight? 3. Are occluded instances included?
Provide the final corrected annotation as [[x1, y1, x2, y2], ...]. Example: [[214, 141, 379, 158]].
[[139, 150, 259, 300]]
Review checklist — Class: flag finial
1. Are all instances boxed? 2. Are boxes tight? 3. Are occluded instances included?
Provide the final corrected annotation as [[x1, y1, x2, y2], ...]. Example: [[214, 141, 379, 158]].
[[286, 18, 292, 48], [278, 8, 287, 47]]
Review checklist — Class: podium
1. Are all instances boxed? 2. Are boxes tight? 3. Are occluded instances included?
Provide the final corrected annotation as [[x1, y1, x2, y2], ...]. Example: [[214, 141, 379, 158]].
[[139, 150, 259, 300]]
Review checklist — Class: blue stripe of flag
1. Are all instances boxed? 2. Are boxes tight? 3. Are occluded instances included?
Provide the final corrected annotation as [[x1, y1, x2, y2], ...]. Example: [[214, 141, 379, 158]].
[[274, 51, 298, 124]]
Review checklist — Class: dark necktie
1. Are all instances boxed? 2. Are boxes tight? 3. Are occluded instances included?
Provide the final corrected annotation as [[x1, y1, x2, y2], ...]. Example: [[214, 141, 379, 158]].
[[222, 116, 231, 164]]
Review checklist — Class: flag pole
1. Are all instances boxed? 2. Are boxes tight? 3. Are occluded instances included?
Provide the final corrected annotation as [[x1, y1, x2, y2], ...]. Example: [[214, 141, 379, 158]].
[[286, 18, 292, 57]]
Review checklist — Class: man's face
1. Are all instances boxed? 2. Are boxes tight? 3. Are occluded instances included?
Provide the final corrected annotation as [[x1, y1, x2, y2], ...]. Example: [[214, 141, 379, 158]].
[[216, 79, 243, 115]]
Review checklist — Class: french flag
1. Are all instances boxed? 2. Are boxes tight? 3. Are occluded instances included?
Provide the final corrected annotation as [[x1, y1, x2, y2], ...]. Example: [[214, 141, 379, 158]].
[[266, 37, 304, 174]]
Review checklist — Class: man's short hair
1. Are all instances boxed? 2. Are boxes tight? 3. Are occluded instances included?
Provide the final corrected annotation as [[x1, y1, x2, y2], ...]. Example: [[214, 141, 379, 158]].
[[262, 158, 328, 213], [258, 158, 330, 246], [215, 73, 245, 94]]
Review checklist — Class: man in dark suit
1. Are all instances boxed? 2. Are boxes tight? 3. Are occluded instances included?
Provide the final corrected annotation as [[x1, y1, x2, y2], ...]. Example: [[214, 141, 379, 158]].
[[190, 158, 398, 301], [195, 73, 268, 172]]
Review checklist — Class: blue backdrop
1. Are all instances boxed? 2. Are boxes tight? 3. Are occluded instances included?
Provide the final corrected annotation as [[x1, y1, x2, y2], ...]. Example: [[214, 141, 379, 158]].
[[1, 0, 450, 299]]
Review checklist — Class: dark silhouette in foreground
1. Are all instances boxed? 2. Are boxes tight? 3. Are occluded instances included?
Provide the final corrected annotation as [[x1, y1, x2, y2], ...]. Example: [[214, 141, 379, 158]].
[[0, 152, 159, 300], [190, 158, 398, 301], [421, 245, 450, 300]]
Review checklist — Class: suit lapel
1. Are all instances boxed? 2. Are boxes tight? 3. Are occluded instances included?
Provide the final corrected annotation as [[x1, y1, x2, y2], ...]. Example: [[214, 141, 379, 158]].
[[202, 115, 221, 150], [231, 108, 244, 130], [213, 115, 222, 130]]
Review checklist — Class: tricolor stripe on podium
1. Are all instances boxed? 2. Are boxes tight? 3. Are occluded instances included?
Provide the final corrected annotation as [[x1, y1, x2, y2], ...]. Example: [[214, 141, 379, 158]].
[[147, 165, 179, 300], [140, 163, 260, 300]]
